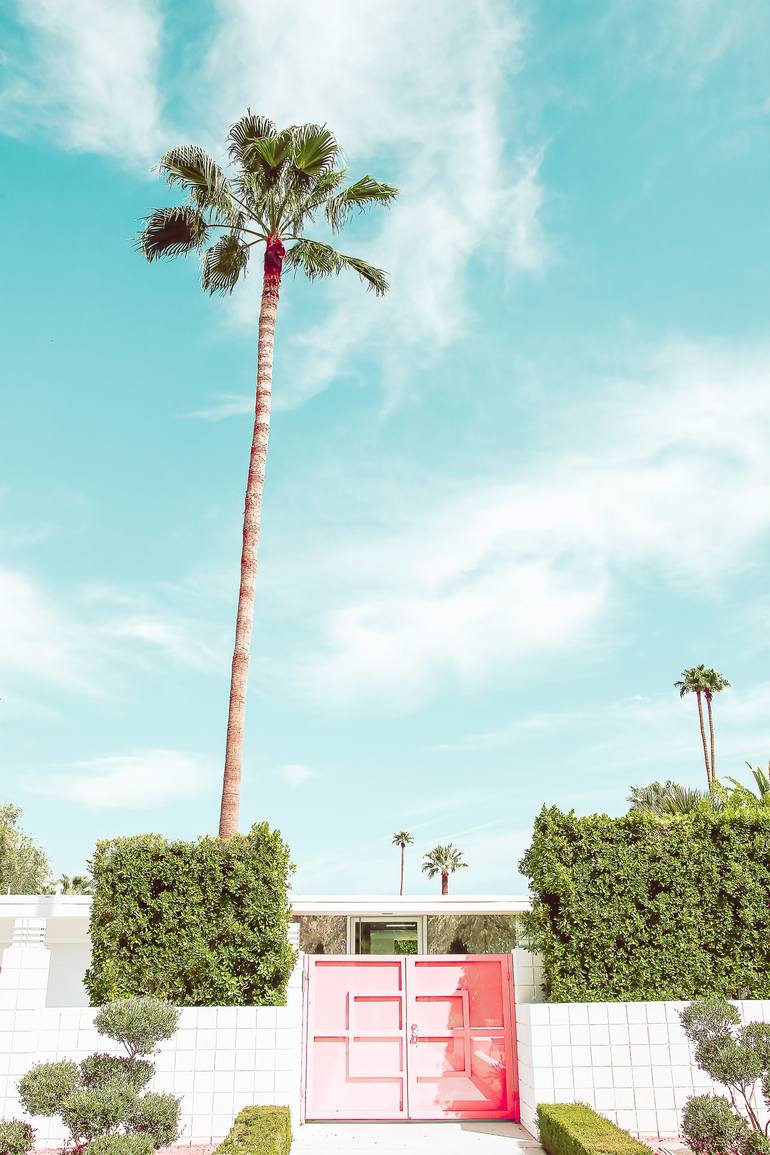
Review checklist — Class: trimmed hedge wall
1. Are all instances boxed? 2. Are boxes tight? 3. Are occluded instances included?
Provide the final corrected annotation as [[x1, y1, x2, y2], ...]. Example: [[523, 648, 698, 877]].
[[520, 807, 770, 1002], [537, 1104, 653, 1155], [85, 824, 296, 1007], [216, 1107, 291, 1155]]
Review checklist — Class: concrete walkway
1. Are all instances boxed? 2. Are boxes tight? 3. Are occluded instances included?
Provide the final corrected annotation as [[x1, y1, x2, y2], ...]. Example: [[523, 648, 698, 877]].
[[293, 1122, 544, 1155]]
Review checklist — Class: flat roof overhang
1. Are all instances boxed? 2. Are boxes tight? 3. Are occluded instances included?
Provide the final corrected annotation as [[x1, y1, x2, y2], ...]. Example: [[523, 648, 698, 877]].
[[0, 893, 531, 923]]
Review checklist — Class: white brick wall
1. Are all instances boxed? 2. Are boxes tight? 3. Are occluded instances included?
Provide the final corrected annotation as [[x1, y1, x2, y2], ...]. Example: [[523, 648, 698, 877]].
[[0, 964, 302, 1147], [516, 998, 770, 1139]]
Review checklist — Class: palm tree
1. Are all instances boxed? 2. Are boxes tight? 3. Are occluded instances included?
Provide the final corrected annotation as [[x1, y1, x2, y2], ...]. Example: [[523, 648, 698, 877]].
[[702, 667, 730, 782], [675, 665, 724, 790], [138, 115, 398, 838], [421, 843, 468, 896], [391, 831, 413, 896]]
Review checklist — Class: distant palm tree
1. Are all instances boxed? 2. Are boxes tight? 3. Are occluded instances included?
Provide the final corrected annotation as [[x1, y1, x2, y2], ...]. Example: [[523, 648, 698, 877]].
[[628, 780, 711, 816], [675, 665, 729, 790], [422, 843, 468, 895], [392, 831, 413, 896], [56, 874, 93, 895], [138, 115, 397, 839]]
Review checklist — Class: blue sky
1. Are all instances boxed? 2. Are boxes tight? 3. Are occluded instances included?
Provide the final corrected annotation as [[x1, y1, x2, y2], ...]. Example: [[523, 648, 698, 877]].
[[2, 0, 770, 894]]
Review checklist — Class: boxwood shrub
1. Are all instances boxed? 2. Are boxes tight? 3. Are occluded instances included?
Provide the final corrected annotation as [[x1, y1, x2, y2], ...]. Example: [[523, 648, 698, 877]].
[[85, 823, 296, 1006], [217, 1106, 291, 1155], [520, 806, 770, 1001], [537, 1104, 653, 1155]]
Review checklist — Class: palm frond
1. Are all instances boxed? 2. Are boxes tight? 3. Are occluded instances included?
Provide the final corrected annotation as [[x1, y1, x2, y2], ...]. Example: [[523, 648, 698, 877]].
[[158, 145, 236, 221], [242, 128, 293, 184], [227, 111, 277, 165], [285, 239, 389, 295], [201, 234, 249, 294], [137, 206, 208, 261], [325, 175, 399, 231], [290, 124, 341, 182]]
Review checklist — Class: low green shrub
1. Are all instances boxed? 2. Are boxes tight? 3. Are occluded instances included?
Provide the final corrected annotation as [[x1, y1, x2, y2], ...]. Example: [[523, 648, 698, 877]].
[[0, 1120, 35, 1155], [537, 1103, 653, 1155], [84, 1136, 155, 1155], [217, 1106, 292, 1155], [128, 1093, 181, 1147], [18, 1060, 80, 1116], [81, 1055, 154, 1092]]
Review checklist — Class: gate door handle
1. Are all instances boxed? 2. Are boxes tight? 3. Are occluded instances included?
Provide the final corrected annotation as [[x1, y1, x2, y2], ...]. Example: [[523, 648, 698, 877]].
[[409, 1023, 419, 1044]]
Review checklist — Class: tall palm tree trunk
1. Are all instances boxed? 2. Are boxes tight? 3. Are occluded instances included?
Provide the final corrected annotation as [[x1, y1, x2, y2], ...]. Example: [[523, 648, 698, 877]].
[[441, 872, 448, 896], [219, 237, 285, 838], [400, 847, 405, 896], [695, 690, 712, 791], [706, 693, 716, 787]]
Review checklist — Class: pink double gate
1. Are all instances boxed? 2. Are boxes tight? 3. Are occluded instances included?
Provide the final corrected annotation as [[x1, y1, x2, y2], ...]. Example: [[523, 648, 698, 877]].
[[303, 955, 518, 1121]]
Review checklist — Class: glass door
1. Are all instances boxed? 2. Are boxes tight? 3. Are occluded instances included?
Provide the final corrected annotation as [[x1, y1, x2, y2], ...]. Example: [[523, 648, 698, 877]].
[[350, 917, 424, 954]]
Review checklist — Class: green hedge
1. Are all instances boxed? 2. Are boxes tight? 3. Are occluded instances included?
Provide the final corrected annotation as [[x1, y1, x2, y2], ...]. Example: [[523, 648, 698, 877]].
[[85, 824, 296, 1007], [537, 1104, 653, 1155], [216, 1107, 291, 1155], [520, 807, 770, 1001]]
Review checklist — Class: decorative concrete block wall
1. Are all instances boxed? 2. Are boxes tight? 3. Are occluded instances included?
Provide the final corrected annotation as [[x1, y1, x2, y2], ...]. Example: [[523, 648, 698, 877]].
[[516, 998, 770, 1139], [0, 923, 303, 1147]]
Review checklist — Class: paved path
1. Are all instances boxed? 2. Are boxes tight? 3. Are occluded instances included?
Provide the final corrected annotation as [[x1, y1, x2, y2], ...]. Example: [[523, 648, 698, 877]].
[[293, 1122, 544, 1155]]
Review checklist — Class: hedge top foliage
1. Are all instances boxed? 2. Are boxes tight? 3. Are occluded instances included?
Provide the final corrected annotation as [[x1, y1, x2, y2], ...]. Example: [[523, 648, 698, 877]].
[[520, 806, 770, 1002], [537, 1103, 653, 1155], [85, 823, 296, 1007]]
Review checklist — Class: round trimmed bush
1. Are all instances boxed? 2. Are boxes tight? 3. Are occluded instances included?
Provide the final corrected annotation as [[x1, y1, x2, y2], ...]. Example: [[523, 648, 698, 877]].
[[682, 1094, 748, 1155], [80, 1055, 153, 1093], [18, 1060, 80, 1116], [0, 1120, 35, 1155], [94, 997, 179, 1059], [128, 1093, 181, 1148], [60, 1086, 138, 1144]]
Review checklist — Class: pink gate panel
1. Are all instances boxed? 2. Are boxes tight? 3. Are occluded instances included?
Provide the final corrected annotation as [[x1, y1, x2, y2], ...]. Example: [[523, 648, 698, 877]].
[[405, 955, 516, 1120], [304, 958, 408, 1119], [303, 955, 517, 1122]]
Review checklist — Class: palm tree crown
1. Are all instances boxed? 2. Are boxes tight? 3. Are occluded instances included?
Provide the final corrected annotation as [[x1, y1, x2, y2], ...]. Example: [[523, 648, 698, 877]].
[[422, 843, 468, 895], [138, 115, 397, 296], [392, 831, 413, 849]]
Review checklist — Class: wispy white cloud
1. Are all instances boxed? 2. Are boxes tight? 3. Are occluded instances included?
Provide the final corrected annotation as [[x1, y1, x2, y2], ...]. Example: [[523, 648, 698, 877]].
[[2, 0, 164, 167], [187, 394, 253, 422], [298, 340, 770, 705], [607, 0, 770, 85], [278, 763, 318, 789], [35, 748, 211, 808], [0, 566, 96, 690]]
